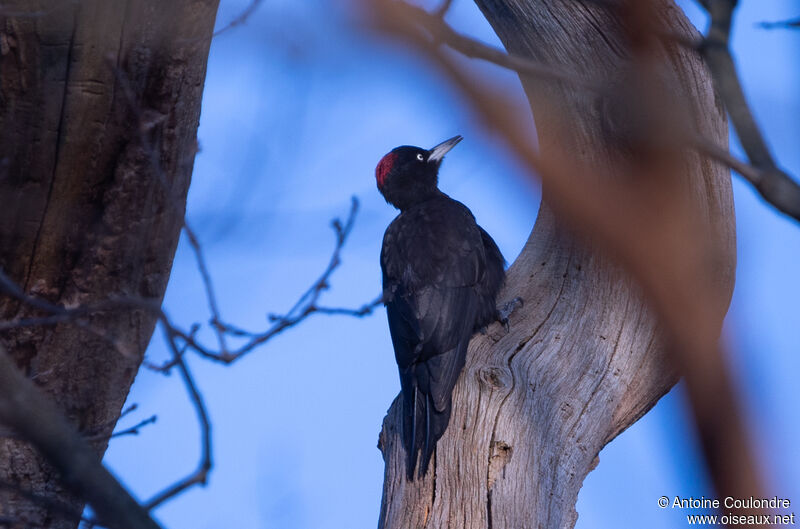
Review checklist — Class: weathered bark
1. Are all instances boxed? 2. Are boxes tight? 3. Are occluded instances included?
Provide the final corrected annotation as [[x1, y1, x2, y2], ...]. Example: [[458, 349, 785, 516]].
[[0, 1, 219, 526], [378, 2, 735, 528]]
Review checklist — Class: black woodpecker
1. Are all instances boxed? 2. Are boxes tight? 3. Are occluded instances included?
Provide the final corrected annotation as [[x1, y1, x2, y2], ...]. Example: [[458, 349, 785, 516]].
[[376, 135, 506, 480]]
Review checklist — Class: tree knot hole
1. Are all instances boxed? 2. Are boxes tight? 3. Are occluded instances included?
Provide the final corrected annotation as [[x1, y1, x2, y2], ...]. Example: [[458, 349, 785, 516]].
[[478, 367, 511, 390], [487, 441, 513, 489]]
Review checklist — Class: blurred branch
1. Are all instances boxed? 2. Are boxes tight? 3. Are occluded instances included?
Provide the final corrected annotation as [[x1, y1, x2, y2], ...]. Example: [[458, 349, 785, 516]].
[[699, 0, 800, 221], [385, 0, 800, 223], [691, 134, 762, 184], [387, 1, 603, 91], [435, 0, 454, 17], [0, 345, 161, 529], [757, 16, 800, 30]]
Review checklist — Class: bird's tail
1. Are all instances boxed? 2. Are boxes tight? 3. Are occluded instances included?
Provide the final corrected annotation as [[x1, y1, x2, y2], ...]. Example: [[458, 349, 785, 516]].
[[401, 372, 452, 480], [401, 384, 422, 480]]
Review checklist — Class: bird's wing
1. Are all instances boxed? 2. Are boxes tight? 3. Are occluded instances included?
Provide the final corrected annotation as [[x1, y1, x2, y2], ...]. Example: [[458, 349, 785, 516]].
[[410, 287, 477, 413], [382, 203, 486, 408]]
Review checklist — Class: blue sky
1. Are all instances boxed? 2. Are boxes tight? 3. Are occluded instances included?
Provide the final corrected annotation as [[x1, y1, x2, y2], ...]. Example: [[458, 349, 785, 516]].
[[103, 1, 799, 527]]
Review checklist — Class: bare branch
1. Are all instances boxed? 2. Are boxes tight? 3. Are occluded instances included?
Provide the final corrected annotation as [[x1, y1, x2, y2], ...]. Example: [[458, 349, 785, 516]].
[[143, 326, 212, 511], [699, 0, 800, 221], [385, 2, 603, 91], [178, 196, 374, 365], [84, 405, 157, 443], [182, 222, 230, 356], [314, 294, 385, 317]]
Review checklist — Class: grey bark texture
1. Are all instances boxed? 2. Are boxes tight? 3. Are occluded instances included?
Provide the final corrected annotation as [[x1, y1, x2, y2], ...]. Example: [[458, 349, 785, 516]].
[[0, 1, 219, 526], [378, 1, 735, 528]]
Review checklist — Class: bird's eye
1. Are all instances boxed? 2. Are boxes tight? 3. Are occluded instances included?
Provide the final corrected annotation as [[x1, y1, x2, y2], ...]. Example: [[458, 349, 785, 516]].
[[416, 153, 424, 161]]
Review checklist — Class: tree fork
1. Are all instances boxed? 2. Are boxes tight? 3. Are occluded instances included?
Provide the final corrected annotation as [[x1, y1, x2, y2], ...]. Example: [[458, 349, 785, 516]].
[[0, 1, 219, 526], [377, 1, 735, 528]]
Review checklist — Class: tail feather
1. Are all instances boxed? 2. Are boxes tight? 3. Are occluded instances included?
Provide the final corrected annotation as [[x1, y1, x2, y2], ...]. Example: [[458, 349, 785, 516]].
[[419, 392, 450, 478], [401, 379, 453, 480], [403, 387, 419, 480], [400, 342, 469, 481]]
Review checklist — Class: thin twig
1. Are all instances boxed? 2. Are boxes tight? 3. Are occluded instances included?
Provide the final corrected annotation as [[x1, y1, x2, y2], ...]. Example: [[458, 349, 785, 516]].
[[84, 404, 149, 442], [143, 325, 212, 511], [176, 197, 373, 365], [314, 294, 385, 317], [110, 416, 157, 439], [118, 404, 138, 421], [182, 222, 230, 355], [213, 0, 264, 37]]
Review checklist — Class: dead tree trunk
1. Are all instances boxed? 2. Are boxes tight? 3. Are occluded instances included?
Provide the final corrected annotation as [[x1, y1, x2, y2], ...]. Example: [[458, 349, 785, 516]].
[[378, 1, 736, 528], [0, 1, 219, 526]]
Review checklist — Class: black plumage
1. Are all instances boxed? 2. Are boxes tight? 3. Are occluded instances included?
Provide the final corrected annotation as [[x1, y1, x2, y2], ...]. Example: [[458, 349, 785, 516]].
[[376, 136, 505, 480]]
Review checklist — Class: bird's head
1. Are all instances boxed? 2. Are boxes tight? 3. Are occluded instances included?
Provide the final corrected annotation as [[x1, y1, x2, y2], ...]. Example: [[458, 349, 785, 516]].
[[375, 135, 463, 210]]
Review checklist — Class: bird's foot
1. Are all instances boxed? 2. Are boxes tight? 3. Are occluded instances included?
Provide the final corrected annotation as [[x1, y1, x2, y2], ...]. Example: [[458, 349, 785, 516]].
[[496, 297, 524, 332]]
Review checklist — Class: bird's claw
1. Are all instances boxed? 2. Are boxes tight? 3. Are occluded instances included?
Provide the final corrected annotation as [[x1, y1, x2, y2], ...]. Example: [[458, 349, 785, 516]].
[[496, 297, 524, 332]]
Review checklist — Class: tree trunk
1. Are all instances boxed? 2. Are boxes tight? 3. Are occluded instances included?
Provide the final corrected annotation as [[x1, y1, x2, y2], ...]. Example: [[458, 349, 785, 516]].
[[378, 1, 736, 528], [0, 1, 219, 526]]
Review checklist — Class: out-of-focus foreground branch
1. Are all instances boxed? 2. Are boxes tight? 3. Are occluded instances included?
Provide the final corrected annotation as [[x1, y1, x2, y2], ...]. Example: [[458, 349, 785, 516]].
[[757, 16, 800, 30], [394, 0, 800, 224], [366, 1, 763, 527], [0, 346, 160, 529]]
